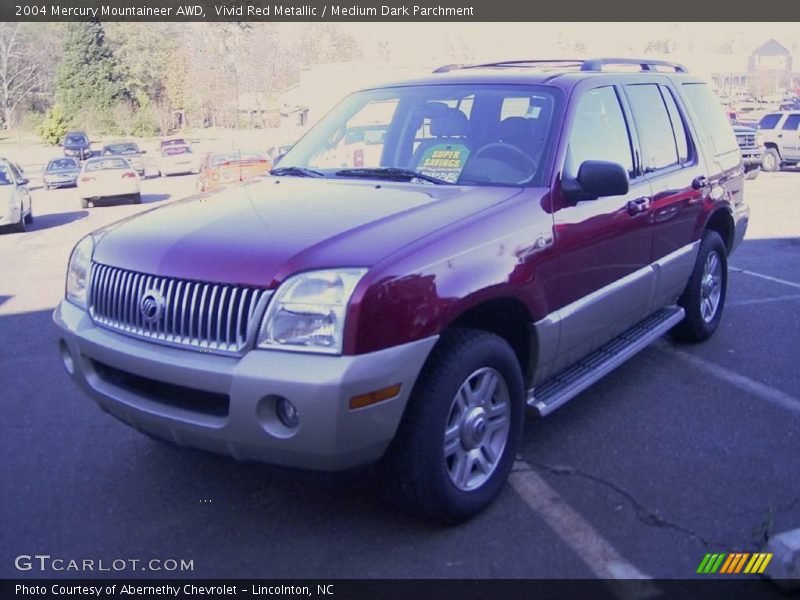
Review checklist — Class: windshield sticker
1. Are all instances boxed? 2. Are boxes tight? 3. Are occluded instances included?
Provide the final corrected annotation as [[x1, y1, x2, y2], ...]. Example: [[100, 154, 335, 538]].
[[417, 143, 470, 183]]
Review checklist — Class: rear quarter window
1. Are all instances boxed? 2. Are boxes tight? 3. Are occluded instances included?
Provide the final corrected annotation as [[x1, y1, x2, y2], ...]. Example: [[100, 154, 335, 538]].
[[681, 83, 738, 157]]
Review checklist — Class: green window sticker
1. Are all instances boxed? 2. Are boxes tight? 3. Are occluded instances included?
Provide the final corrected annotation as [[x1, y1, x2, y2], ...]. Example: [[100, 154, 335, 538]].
[[417, 143, 470, 183]]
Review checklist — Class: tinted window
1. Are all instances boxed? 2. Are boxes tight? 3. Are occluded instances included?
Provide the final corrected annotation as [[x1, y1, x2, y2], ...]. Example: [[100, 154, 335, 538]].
[[162, 146, 192, 156], [47, 159, 78, 170], [626, 84, 681, 171], [681, 83, 738, 156], [758, 114, 782, 130], [568, 86, 634, 177], [661, 87, 691, 164], [782, 115, 800, 131], [65, 134, 87, 145], [280, 84, 560, 186], [104, 143, 139, 155], [85, 158, 129, 171]]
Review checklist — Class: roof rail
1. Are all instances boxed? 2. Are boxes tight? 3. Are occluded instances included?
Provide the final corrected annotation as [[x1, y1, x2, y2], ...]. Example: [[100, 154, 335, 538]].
[[580, 58, 688, 73], [432, 58, 688, 74]]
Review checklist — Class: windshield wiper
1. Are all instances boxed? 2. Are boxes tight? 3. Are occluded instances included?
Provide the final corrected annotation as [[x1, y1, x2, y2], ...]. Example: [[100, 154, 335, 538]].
[[335, 167, 450, 185], [270, 166, 324, 178]]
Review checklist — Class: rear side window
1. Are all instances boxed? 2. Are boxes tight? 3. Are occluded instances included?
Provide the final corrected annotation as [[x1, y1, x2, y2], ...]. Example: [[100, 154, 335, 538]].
[[758, 114, 782, 130], [782, 115, 800, 131], [626, 84, 682, 172], [568, 86, 634, 177], [681, 83, 738, 156], [661, 87, 691, 164]]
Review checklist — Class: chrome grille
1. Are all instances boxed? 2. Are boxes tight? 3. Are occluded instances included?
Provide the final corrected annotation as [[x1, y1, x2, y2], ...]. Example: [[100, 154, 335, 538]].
[[89, 263, 271, 354], [736, 132, 757, 150]]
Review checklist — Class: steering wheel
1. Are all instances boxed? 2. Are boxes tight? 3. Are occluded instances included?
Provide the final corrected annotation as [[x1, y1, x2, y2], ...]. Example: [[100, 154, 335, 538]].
[[471, 142, 537, 182]]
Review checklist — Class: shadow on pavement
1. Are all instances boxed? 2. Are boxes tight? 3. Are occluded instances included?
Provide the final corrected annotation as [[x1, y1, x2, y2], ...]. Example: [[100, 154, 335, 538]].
[[142, 193, 171, 204], [29, 210, 88, 231]]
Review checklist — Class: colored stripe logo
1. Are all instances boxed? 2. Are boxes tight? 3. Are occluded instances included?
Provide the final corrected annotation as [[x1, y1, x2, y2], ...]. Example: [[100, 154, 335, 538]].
[[697, 552, 772, 574]]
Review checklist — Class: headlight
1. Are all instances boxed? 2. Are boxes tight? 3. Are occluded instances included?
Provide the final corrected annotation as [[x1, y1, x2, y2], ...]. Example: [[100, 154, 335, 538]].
[[257, 269, 367, 354], [66, 235, 94, 308]]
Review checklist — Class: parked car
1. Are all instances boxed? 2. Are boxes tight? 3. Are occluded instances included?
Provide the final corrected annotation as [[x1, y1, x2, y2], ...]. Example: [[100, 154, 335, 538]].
[[157, 145, 197, 176], [0, 159, 32, 232], [55, 58, 748, 522], [62, 131, 91, 160], [196, 150, 272, 192], [101, 142, 146, 177], [159, 138, 187, 150], [730, 121, 763, 180], [756, 111, 800, 171], [77, 156, 140, 208], [43, 157, 81, 189]]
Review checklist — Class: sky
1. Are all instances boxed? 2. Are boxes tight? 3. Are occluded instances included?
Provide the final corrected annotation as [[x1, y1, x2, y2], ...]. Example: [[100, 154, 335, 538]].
[[339, 22, 800, 74]]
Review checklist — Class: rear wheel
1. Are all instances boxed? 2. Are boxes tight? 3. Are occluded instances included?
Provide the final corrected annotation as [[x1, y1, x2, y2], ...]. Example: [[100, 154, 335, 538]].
[[131, 192, 142, 204], [10, 206, 26, 233], [80, 198, 89, 209], [671, 230, 727, 342], [381, 328, 525, 523], [24, 206, 33, 224], [762, 148, 781, 172]]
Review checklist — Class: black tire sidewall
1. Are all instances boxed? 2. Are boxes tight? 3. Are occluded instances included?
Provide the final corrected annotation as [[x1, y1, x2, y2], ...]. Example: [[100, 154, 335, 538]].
[[763, 148, 781, 172], [678, 231, 728, 341], [386, 329, 525, 522]]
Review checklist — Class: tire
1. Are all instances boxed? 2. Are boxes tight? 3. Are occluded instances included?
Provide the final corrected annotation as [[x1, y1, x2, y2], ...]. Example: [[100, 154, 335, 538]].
[[381, 328, 525, 523], [744, 168, 759, 181], [131, 192, 142, 204], [10, 205, 26, 233], [24, 206, 33, 224], [762, 148, 781, 172], [671, 230, 727, 342], [80, 198, 89, 209]]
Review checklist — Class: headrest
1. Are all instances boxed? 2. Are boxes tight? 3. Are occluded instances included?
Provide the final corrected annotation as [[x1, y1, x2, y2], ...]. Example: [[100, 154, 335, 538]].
[[429, 107, 469, 137], [499, 117, 535, 142]]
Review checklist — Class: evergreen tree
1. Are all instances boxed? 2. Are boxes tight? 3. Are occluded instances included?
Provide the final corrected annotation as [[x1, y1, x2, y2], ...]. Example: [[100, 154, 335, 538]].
[[55, 22, 127, 131]]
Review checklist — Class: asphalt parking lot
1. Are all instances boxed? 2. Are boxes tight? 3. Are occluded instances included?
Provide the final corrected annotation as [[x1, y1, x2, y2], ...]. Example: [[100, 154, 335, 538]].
[[1, 166, 798, 585]]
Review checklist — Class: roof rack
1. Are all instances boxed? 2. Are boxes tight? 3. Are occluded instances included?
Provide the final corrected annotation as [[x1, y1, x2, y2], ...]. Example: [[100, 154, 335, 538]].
[[433, 58, 688, 74]]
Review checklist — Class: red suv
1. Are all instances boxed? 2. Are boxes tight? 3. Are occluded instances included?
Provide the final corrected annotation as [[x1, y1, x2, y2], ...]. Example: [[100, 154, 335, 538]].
[[55, 58, 748, 522]]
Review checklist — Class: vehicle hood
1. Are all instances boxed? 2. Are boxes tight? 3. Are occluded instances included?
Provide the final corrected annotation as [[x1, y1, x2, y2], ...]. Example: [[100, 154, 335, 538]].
[[93, 177, 523, 288]]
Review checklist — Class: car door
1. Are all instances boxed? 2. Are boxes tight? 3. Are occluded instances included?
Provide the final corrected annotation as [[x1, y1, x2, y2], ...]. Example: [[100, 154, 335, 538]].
[[779, 113, 800, 159], [550, 84, 654, 371], [8, 162, 30, 215], [622, 81, 706, 309]]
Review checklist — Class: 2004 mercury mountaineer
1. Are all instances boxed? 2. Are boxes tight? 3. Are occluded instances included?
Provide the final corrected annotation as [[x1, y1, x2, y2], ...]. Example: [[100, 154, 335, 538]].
[[55, 58, 749, 522]]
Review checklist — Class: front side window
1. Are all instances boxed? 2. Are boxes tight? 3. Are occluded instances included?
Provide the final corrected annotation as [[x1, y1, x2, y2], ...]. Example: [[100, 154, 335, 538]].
[[758, 114, 782, 130], [278, 84, 561, 186], [567, 86, 634, 177]]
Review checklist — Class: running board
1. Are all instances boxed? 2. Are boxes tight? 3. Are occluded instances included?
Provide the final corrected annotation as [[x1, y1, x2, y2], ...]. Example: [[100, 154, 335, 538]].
[[528, 306, 685, 417]]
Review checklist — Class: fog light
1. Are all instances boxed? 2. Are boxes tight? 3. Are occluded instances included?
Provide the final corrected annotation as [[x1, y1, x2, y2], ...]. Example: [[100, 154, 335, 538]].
[[276, 397, 299, 428]]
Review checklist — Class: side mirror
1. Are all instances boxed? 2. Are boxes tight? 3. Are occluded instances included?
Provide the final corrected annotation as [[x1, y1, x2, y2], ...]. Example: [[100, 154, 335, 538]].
[[563, 160, 629, 202], [140, 150, 147, 154]]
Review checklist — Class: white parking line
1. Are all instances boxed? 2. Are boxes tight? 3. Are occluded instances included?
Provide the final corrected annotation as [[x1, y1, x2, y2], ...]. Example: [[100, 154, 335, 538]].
[[661, 345, 800, 417], [727, 294, 800, 307], [509, 459, 660, 598], [730, 267, 800, 291]]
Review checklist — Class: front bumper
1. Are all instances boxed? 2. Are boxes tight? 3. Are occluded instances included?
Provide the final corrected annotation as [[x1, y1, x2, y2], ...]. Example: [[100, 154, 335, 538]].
[[54, 300, 437, 470], [44, 174, 78, 187], [741, 149, 763, 170]]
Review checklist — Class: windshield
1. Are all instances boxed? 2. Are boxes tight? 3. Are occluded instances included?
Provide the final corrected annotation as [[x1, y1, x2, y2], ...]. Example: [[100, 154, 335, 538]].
[[85, 158, 129, 172], [47, 159, 79, 171], [103, 143, 139, 155], [0, 165, 11, 185], [278, 84, 560, 186], [64, 134, 87, 145]]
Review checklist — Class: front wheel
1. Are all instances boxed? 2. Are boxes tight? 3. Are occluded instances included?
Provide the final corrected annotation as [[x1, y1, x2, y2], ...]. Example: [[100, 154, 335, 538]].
[[381, 328, 525, 523], [671, 230, 727, 342], [762, 148, 781, 172], [131, 192, 142, 204]]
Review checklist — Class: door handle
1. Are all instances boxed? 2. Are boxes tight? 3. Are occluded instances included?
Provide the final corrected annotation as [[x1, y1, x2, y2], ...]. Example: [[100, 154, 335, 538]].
[[691, 175, 708, 190], [626, 197, 650, 216]]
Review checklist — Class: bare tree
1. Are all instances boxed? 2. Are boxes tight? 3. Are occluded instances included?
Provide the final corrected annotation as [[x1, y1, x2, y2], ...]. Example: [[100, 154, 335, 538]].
[[0, 24, 39, 128]]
